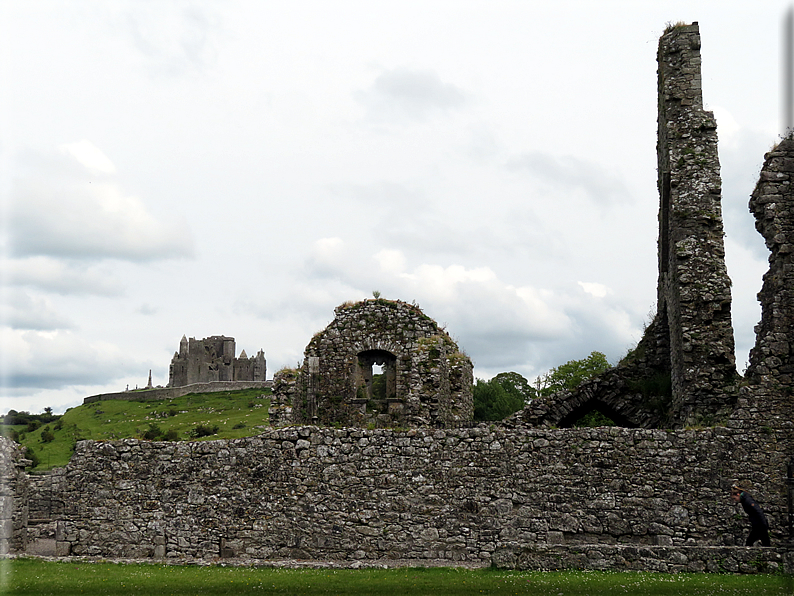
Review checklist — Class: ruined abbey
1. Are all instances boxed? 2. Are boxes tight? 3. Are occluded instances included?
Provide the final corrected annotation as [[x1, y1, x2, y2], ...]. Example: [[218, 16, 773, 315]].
[[2, 23, 793, 573]]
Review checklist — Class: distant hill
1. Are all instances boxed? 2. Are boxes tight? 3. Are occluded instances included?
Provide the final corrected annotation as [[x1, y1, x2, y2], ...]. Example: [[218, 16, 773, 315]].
[[2, 388, 271, 471]]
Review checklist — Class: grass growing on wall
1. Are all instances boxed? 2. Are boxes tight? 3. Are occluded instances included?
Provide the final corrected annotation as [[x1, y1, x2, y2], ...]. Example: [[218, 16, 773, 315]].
[[3, 388, 271, 471], [2, 559, 791, 595]]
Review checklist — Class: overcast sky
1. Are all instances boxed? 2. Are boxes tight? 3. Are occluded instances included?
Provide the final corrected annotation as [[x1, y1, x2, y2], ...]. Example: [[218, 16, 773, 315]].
[[0, 1, 788, 414]]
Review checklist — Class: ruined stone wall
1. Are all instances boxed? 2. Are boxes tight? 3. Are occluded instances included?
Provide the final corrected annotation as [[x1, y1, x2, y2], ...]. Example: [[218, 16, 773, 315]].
[[83, 381, 270, 405], [0, 437, 28, 554], [656, 23, 737, 425], [53, 421, 789, 562], [747, 138, 794, 389], [285, 299, 473, 428]]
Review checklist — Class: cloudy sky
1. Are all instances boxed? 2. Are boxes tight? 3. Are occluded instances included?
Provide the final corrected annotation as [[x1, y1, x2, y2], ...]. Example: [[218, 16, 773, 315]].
[[0, 1, 787, 414]]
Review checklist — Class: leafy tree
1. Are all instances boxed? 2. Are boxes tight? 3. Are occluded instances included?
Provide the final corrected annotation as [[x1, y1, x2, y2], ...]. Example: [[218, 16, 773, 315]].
[[535, 351, 610, 396], [492, 372, 536, 402], [40, 427, 55, 443], [473, 372, 531, 421]]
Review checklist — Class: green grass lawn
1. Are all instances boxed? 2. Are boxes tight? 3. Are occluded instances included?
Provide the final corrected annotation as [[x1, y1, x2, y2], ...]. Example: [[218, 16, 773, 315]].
[[1, 559, 791, 595], [4, 389, 271, 471]]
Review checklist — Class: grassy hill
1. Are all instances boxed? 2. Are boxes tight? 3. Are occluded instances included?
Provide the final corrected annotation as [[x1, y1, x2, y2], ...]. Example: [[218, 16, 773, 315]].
[[3, 388, 271, 472]]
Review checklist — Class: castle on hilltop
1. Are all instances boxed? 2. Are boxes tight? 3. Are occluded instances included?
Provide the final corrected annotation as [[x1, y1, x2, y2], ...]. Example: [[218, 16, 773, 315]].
[[168, 335, 266, 387]]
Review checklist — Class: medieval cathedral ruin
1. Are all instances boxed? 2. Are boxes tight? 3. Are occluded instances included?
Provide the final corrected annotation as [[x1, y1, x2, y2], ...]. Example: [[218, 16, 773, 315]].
[[2, 23, 793, 572], [168, 335, 266, 387]]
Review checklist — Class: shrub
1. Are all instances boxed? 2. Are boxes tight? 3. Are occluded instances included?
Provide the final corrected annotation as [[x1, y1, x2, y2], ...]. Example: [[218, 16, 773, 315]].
[[190, 424, 219, 438], [142, 423, 162, 440], [24, 447, 39, 469], [162, 428, 180, 441], [41, 428, 55, 443]]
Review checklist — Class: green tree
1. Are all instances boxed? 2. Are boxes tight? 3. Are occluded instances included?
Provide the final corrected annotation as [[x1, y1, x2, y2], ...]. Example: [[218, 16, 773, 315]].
[[536, 351, 610, 396], [492, 372, 536, 401], [473, 372, 531, 421]]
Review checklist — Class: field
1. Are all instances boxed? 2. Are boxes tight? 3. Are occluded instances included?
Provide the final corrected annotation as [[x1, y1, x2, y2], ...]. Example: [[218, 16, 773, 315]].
[[3, 389, 271, 471], [2, 559, 791, 595]]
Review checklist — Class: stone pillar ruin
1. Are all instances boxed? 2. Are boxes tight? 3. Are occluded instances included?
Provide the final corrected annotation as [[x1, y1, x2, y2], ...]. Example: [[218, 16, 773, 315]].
[[746, 138, 794, 387], [656, 22, 737, 425]]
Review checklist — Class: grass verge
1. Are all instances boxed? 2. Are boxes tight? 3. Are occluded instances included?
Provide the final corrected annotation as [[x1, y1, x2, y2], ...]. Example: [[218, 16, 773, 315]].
[[1, 559, 792, 595]]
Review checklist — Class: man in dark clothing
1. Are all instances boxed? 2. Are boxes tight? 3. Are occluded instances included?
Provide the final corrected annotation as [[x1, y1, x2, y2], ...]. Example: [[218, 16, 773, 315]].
[[731, 484, 770, 546]]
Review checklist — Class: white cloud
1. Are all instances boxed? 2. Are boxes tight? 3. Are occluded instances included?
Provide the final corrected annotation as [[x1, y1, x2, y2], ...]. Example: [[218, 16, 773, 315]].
[[9, 148, 194, 262], [4, 257, 122, 296], [578, 281, 609, 298], [374, 249, 406, 275], [0, 329, 139, 391], [60, 139, 116, 174], [357, 67, 467, 122], [507, 151, 632, 208], [121, 2, 222, 76], [710, 106, 741, 149], [0, 289, 72, 331]]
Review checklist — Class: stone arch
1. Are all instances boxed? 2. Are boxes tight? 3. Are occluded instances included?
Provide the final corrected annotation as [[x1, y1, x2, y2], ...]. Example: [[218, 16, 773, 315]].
[[278, 298, 473, 427], [509, 368, 665, 429]]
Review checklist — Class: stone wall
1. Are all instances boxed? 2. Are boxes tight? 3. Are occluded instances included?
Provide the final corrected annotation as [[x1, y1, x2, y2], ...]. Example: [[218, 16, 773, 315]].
[[0, 437, 28, 554], [52, 419, 790, 563], [747, 138, 794, 388], [84, 381, 271, 405], [276, 299, 473, 428]]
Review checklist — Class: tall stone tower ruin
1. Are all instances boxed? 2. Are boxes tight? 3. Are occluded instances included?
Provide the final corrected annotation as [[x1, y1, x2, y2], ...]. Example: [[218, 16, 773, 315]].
[[514, 23, 740, 430], [655, 22, 737, 425]]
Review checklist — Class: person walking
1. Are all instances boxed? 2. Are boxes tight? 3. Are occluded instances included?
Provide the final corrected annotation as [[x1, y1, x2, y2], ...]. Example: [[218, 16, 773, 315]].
[[730, 483, 770, 546]]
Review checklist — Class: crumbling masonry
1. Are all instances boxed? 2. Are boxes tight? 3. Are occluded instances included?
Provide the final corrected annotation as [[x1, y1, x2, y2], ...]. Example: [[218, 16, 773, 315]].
[[4, 23, 794, 572], [517, 23, 739, 429], [270, 299, 473, 428]]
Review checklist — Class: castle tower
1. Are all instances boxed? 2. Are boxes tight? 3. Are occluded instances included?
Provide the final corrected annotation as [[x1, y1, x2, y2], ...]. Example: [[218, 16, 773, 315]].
[[656, 23, 737, 425]]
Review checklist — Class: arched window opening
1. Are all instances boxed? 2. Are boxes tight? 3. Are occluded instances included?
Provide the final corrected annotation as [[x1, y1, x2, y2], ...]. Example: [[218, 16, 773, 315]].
[[355, 350, 397, 409]]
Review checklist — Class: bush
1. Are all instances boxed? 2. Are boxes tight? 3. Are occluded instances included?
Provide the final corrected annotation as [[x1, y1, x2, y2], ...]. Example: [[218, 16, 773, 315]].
[[41, 428, 55, 443], [142, 423, 161, 440], [24, 447, 39, 469], [190, 424, 219, 438], [162, 428, 180, 441]]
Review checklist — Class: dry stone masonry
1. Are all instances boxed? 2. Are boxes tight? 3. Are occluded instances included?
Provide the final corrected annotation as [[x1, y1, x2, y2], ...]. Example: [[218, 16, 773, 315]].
[[518, 23, 739, 430], [271, 299, 473, 428], [655, 23, 738, 425], [0, 437, 28, 554], [4, 23, 794, 573], [746, 138, 794, 388]]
